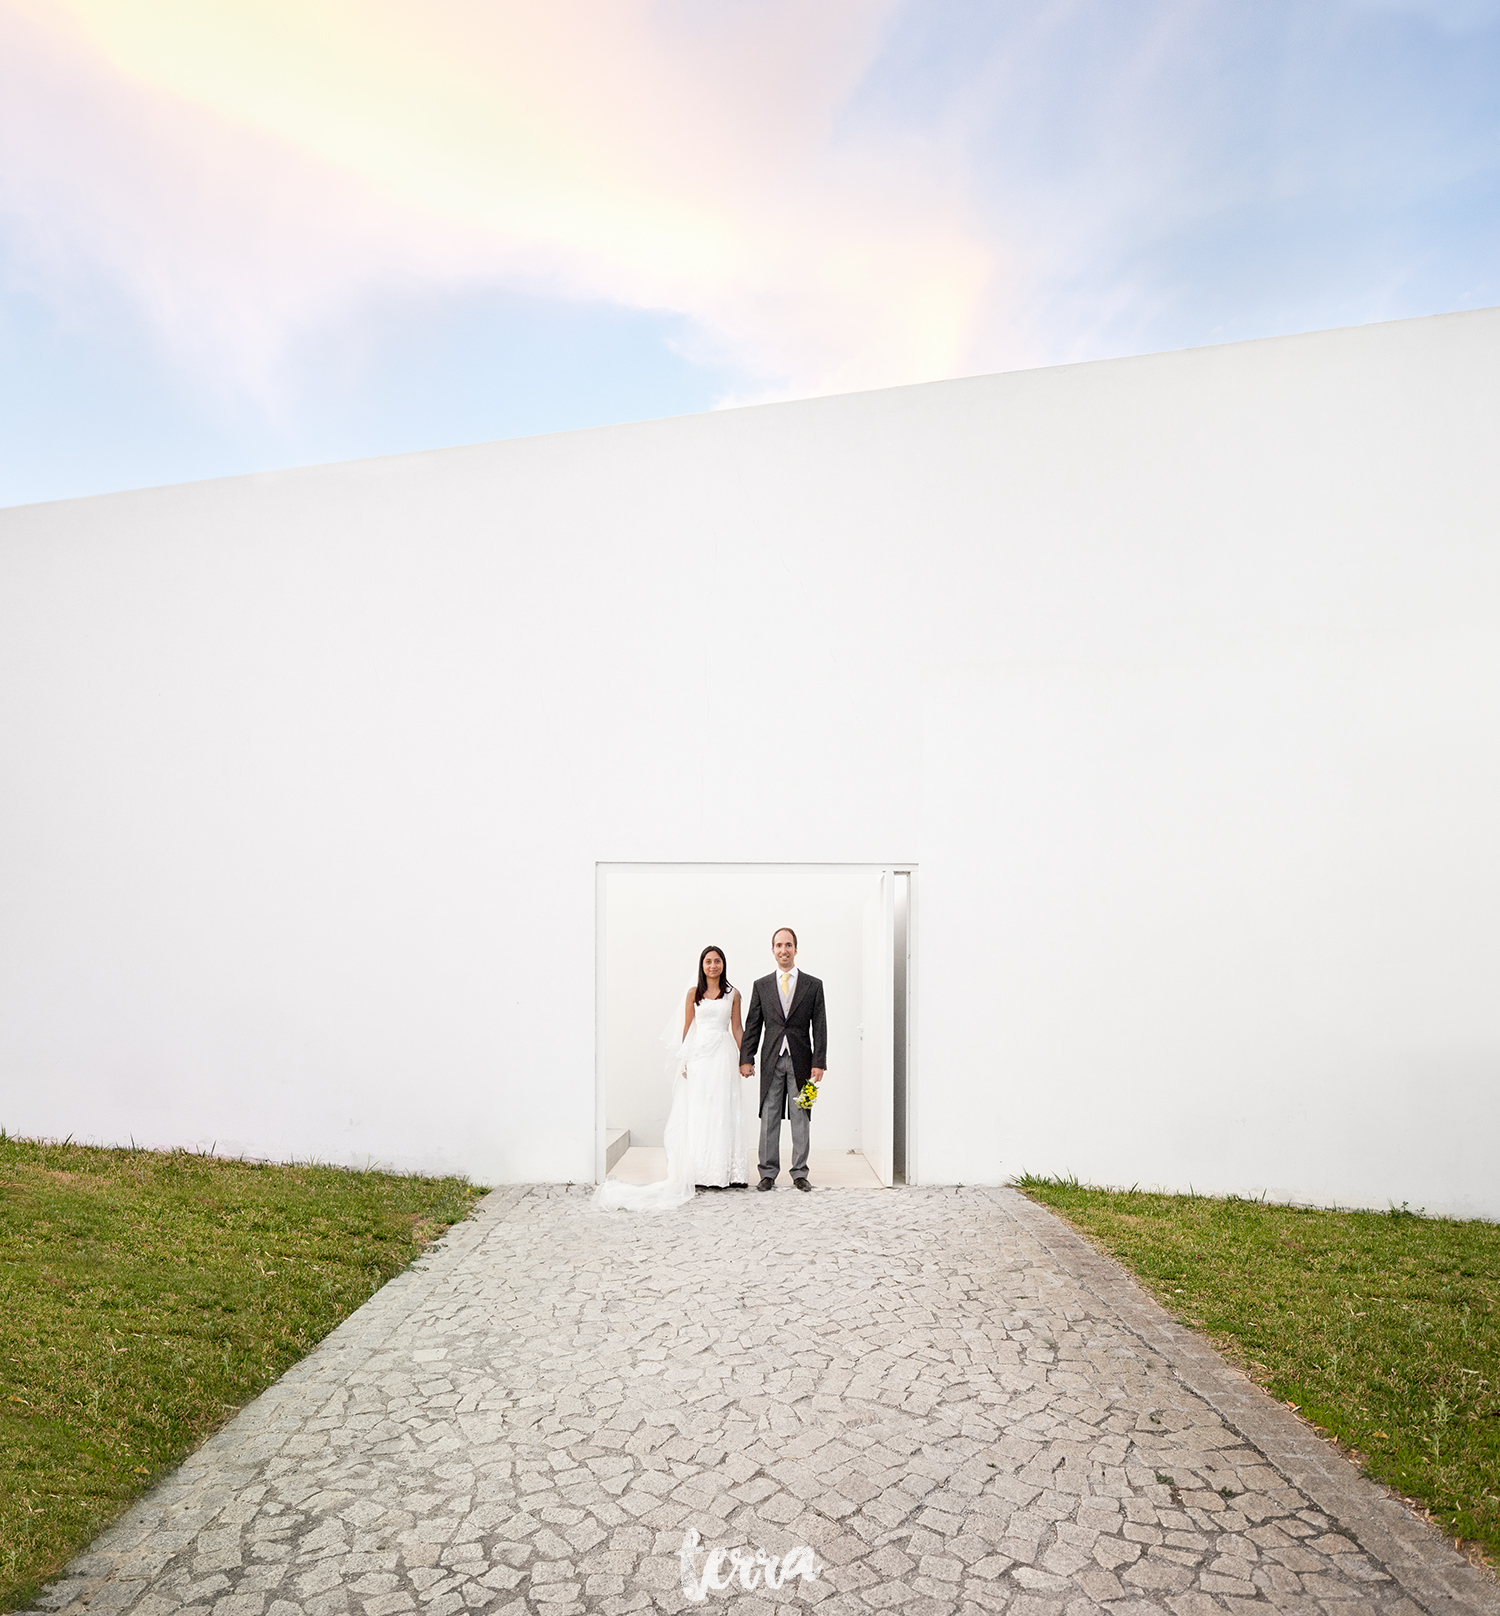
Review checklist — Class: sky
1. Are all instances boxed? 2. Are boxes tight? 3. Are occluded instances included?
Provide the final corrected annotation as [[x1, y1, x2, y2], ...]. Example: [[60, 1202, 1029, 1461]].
[[2, 0, 1498, 508]]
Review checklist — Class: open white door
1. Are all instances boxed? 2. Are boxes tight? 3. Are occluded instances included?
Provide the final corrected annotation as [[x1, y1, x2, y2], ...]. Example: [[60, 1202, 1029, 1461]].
[[860, 868, 896, 1186]]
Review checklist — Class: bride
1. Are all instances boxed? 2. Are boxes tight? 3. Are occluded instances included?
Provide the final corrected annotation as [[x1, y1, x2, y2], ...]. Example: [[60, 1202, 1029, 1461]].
[[595, 945, 751, 1210]]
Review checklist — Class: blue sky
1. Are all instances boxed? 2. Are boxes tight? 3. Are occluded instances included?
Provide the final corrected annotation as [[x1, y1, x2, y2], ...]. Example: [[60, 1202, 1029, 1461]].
[[2, 0, 1497, 509]]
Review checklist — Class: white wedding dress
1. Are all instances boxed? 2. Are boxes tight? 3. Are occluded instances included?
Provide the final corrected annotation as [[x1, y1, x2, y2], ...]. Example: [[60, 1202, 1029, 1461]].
[[595, 992, 750, 1211]]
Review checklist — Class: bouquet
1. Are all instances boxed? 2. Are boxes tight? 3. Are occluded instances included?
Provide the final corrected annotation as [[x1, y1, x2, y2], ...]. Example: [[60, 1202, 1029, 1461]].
[[794, 1081, 818, 1110]]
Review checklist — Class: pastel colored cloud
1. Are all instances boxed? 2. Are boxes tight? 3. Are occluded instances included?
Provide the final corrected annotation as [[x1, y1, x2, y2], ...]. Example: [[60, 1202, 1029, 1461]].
[[3, 0, 1497, 501], [0, 1, 1002, 404]]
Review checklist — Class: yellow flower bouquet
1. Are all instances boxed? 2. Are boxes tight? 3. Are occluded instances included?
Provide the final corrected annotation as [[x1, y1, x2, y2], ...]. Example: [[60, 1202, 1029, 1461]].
[[794, 1081, 818, 1110]]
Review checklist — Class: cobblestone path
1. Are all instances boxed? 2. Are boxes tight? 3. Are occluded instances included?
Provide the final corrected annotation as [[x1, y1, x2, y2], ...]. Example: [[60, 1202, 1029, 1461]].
[[27, 1186, 1494, 1616]]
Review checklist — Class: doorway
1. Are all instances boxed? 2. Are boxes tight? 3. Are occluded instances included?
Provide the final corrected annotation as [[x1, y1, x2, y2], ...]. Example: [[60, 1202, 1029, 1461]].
[[595, 864, 915, 1188]]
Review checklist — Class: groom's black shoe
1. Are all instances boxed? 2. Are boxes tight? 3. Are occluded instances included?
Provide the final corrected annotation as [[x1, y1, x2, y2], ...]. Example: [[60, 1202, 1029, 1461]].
[[793, 1177, 812, 1193], [757, 1177, 775, 1191]]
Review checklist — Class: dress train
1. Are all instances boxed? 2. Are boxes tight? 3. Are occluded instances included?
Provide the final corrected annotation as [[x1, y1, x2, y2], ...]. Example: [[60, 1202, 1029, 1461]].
[[595, 992, 748, 1211]]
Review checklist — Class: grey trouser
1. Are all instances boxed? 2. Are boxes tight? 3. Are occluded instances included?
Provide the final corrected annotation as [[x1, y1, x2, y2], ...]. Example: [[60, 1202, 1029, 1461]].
[[759, 1051, 811, 1181]]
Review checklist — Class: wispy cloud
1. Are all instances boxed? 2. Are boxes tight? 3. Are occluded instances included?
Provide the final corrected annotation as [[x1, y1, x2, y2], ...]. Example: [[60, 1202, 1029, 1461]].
[[1, 1, 1003, 406], [2, 0, 1496, 471]]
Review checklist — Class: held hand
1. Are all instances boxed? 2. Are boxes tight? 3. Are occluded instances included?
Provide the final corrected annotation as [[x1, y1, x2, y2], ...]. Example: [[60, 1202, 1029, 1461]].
[[739, 1064, 754, 1077], [811, 1068, 825, 1084]]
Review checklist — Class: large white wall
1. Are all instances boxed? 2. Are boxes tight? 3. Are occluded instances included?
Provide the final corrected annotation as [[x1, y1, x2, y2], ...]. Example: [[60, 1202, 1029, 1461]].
[[601, 867, 871, 1152], [2, 307, 1497, 1216]]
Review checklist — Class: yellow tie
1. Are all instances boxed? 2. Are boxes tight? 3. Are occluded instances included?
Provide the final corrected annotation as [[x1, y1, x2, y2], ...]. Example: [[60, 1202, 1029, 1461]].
[[780, 972, 791, 1003]]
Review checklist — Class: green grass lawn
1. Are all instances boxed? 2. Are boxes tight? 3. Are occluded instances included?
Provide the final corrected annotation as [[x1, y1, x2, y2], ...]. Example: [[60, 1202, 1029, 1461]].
[[1017, 1177, 1500, 1567], [0, 1135, 485, 1613]]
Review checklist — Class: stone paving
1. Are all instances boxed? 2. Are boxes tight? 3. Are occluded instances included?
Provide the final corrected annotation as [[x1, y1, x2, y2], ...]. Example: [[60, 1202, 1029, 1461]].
[[25, 1186, 1496, 1616]]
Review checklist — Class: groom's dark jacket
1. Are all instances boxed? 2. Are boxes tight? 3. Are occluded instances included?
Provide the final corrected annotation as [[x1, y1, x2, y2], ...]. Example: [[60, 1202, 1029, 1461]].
[[741, 971, 828, 1116]]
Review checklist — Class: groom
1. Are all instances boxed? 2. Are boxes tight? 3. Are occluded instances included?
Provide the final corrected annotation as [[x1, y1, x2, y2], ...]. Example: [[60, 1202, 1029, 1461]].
[[740, 927, 827, 1192]]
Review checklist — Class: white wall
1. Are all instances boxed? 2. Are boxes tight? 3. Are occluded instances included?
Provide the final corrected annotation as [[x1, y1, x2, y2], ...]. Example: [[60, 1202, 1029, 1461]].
[[601, 867, 871, 1151], [2, 306, 1497, 1216]]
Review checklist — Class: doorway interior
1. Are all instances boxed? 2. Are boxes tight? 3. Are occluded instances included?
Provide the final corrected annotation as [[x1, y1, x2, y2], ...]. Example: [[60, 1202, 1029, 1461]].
[[595, 864, 915, 1188]]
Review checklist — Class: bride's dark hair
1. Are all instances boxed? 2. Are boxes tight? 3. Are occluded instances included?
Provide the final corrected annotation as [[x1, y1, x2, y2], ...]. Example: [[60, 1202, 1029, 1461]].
[[695, 945, 733, 1004]]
